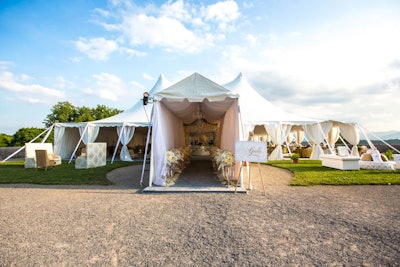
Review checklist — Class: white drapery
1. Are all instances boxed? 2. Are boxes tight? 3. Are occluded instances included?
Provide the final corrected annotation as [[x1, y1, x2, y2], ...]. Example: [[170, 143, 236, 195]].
[[264, 123, 292, 160], [117, 125, 136, 161], [150, 102, 186, 186], [303, 121, 332, 159], [339, 123, 360, 156], [79, 124, 100, 144], [327, 125, 340, 148], [53, 125, 65, 156]]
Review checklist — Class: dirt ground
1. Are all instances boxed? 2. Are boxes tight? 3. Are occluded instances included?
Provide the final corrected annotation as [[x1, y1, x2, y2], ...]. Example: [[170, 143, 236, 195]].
[[0, 162, 399, 266]]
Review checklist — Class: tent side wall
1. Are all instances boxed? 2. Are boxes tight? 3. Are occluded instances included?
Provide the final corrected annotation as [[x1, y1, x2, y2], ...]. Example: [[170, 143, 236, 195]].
[[150, 101, 186, 186]]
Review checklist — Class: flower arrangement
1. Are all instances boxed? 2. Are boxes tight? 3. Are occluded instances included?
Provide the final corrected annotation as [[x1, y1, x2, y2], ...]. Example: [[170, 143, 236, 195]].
[[211, 147, 236, 185], [164, 147, 192, 185]]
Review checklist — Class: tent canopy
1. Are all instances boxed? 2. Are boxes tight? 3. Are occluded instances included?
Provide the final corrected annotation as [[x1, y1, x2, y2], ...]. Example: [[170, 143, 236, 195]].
[[94, 74, 172, 126], [224, 72, 318, 125], [53, 74, 171, 160], [149, 72, 240, 186], [154, 73, 239, 125]]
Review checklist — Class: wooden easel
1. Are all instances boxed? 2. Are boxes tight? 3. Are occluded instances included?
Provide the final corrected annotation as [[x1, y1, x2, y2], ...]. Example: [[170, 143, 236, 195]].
[[244, 162, 266, 195]]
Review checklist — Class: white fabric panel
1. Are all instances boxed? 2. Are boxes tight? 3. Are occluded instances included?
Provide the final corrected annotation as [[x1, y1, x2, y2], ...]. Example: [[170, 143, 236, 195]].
[[151, 102, 185, 186], [304, 122, 332, 159], [79, 124, 100, 145], [295, 129, 304, 146], [53, 125, 65, 156], [117, 125, 135, 161], [339, 123, 360, 156], [265, 123, 292, 160], [220, 99, 239, 152], [327, 126, 340, 147]]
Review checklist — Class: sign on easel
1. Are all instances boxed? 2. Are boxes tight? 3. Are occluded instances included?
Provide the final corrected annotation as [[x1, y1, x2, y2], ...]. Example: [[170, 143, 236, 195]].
[[235, 141, 267, 195], [235, 141, 267, 162]]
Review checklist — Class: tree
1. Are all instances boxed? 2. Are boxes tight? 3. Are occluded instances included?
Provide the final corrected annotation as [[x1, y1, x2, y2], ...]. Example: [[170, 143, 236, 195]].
[[10, 127, 52, 147], [44, 101, 77, 127], [44, 102, 123, 127], [0, 133, 12, 147], [92, 104, 122, 120]]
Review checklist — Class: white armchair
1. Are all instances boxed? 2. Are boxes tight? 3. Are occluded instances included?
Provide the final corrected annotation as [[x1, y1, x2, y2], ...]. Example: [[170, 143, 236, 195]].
[[24, 143, 61, 168]]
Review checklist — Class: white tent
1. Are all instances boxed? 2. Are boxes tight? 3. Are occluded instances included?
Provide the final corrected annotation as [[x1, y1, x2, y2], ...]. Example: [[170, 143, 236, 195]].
[[223, 73, 360, 160], [223, 73, 317, 159], [147, 72, 240, 186], [54, 74, 171, 162]]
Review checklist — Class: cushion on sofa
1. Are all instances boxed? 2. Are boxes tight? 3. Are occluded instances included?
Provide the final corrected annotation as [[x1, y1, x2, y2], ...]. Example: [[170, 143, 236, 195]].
[[360, 153, 372, 161]]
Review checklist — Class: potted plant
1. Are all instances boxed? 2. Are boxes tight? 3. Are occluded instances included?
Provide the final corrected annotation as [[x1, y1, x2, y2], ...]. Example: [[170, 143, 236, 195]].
[[290, 153, 300, 163]]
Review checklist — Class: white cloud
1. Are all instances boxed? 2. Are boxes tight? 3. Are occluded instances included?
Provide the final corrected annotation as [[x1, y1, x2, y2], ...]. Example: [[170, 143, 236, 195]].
[[160, 0, 191, 22], [94, 0, 241, 54], [121, 14, 206, 53], [142, 73, 154, 81], [203, 0, 240, 31], [56, 76, 75, 89], [84, 72, 136, 102], [0, 71, 65, 102], [75, 37, 118, 60]]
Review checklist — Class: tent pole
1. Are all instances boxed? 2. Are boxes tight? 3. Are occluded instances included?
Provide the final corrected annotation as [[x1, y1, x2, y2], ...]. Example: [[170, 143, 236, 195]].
[[357, 124, 377, 150], [111, 123, 125, 164], [237, 104, 245, 188], [68, 123, 88, 164], [318, 122, 335, 155], [140, 107, 154, 187], [1, 125, 54, 163], [41, 124, 54, 143], [358, 124, 400, 154]]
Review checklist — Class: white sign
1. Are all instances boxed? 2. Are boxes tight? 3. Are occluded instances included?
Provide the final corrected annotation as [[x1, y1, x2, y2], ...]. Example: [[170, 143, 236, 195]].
[[235, 141, 267, 162]]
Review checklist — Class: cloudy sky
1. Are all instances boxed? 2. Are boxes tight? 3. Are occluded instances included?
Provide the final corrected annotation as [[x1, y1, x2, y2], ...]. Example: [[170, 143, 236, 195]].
[[1, 0, 400, 135]]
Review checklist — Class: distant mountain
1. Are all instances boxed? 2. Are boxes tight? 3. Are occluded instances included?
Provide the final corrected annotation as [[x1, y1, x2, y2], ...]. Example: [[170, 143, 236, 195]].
[[360, 130, 400, 141]]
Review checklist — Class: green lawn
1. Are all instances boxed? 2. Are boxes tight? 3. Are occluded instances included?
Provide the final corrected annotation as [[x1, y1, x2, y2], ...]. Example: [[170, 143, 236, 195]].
[[0, 160, 138, 185], [1, 159, 399, 186], [267, 160, 400, 186]]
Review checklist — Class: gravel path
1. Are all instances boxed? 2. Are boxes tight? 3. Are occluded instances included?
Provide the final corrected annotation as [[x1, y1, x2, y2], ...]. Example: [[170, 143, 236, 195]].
[[0, 161, 399, 266]]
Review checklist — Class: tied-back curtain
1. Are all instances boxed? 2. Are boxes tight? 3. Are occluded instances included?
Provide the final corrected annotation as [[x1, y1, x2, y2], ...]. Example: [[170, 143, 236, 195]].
[[304, 121, 332, 159], [295, 129, 304, 146], [53, 125, 65, 156], [117, 125, 135, 161], [339, 123, 360, 156], [264, 123, 292, 160], [327, 126, 340, 148], [79, 124, 100, 145]]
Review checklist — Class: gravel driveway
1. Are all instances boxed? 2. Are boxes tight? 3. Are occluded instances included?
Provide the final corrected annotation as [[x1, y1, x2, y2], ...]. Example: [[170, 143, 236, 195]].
[[0, 162, 399, 266]]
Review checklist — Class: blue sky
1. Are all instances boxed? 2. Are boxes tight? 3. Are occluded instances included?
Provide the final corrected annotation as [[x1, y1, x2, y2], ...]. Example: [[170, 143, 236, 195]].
[[1, 0, 400, 135]]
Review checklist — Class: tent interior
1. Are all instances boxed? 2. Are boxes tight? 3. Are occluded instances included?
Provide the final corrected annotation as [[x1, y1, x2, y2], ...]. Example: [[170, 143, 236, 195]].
[[148, 73, 240, 186], [55, 124, 150, 160]]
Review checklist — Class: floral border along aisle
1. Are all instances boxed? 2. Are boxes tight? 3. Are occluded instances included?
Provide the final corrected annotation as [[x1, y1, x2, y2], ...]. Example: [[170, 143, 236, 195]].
[[210, 147, 236, 186], [164, 147, 191, 186]]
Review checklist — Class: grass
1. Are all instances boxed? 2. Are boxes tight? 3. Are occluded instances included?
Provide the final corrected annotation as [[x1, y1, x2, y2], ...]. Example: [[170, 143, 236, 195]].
[[0, 160, 139, 185], [267, 160, 400, 186], [1, 159, 399, 186]]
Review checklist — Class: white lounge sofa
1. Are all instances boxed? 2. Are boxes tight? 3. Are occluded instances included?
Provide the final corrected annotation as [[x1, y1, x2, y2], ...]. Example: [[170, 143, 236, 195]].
[[320, 146, 360, 170], [359, 149, 396, 171], [24, 143, 61, 168], [75, 142, 107, 169]]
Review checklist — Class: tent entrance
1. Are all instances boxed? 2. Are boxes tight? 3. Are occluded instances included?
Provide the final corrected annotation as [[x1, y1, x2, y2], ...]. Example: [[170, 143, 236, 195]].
[[185, 118, 219, 156], [142, 155, 247, 193]]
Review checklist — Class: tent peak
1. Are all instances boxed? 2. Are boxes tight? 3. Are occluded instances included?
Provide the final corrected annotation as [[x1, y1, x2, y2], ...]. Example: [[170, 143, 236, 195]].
[[153, 72, 239, 102]]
